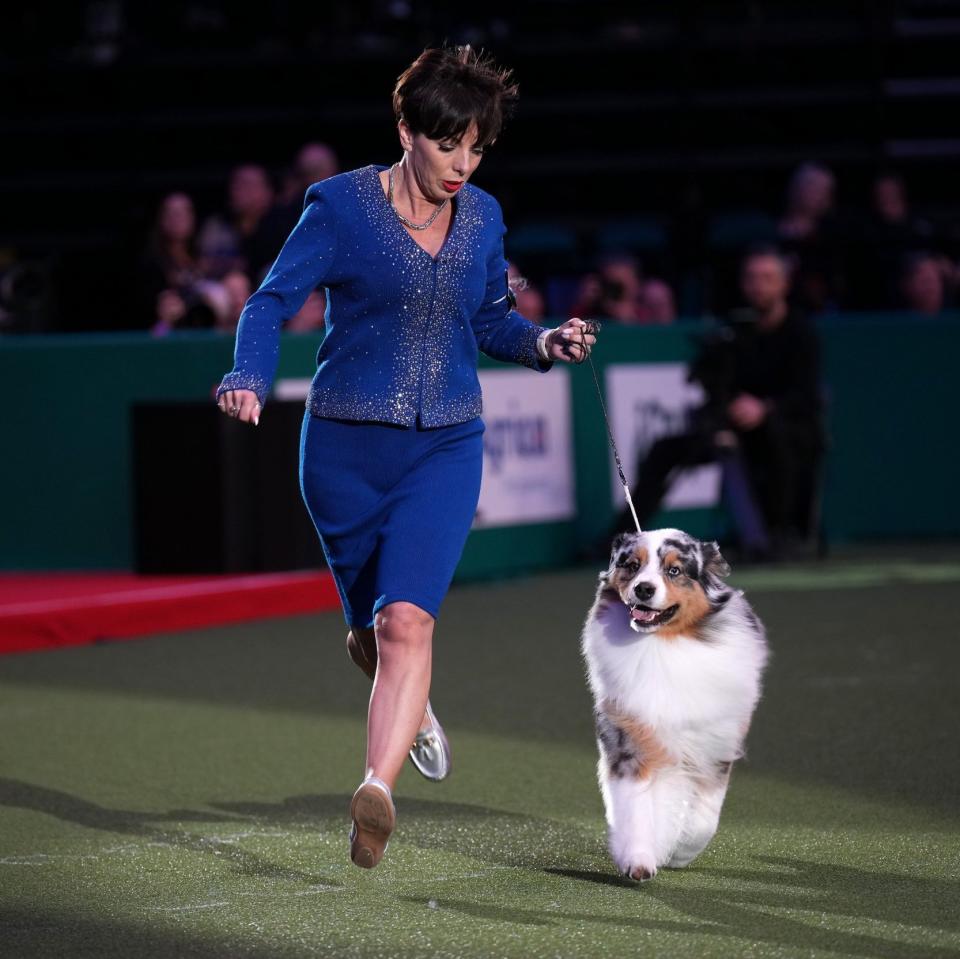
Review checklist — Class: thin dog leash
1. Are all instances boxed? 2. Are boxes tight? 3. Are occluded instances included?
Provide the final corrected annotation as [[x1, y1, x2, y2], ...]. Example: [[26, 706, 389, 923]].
[[574, 320, 642, 533]]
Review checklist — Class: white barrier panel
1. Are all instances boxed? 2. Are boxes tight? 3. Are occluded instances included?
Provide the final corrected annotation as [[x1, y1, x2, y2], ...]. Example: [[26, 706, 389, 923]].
[[273, 378, 313, 400], [474, 368, 575, 528], [605, 363, 721, 512]]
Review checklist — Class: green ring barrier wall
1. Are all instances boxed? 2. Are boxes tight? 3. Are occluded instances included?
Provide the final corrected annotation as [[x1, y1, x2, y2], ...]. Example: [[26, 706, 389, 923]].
[[2, 315, 958, 576]]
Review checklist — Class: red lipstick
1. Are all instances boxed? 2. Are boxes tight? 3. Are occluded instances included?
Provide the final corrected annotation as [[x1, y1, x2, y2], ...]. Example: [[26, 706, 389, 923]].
[[442, 180, 463, 193]]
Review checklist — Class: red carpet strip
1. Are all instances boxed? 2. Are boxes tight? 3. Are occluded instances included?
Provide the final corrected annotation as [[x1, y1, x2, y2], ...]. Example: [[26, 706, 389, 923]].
[[0, 570, 340, 654]]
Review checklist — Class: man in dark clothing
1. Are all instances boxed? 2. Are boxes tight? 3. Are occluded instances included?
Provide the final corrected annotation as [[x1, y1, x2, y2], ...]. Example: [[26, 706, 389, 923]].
[[614, 247, 824, 556]]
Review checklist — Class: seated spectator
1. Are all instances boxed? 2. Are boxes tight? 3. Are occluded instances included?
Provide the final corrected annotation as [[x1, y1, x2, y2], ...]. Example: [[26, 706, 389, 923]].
[[273, 143, 342, 242], [848, 171, 938, 308], [572, 252, 676, 324], [507, 261, 546, 324], [638, 277, 677, 324], [217, 270, 252, 333], [140, 192, 220, 332], [778, 163, 835, 242], [596, 253, 645, 323], [197, 164, 289, 285], [874, 171, 919, 230], [285, 289, 327, 333], [777, 162, 842, 314], [899, 251, 949, 316], [0, 248, 52, 333], [277, 142, 340, 209], [604, 246, 824, 559]]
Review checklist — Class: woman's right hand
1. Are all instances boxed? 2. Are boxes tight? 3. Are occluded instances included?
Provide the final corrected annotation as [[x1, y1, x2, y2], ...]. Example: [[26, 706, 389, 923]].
[[217, 388, 261, 425]]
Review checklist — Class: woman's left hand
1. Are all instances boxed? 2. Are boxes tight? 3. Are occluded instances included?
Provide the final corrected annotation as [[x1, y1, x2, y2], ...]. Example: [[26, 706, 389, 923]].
[[544, 317, 598, 364]]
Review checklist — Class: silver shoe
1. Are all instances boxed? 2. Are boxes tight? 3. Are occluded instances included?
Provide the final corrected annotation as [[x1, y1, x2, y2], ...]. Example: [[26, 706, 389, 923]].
[[408, 700, 451, 781]]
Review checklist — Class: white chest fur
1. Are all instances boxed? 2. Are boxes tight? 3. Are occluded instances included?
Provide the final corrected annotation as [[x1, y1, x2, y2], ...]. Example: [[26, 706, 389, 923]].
[[582, 594, 765, 755]]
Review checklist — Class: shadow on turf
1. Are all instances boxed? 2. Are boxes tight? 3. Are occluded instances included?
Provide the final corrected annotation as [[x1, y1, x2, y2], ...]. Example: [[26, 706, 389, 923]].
[[7, 777, 957, 957], [543, 867, 637, 889], [211, 792, 605, 869], [405, 887, 957, 959], [0, 905, 282, 959], [533, 856, 959, 958], [400, 860, 960, 959], [0, 777, 340, 887], [0, 777, 603, 873], [640, 855, 959, 959]]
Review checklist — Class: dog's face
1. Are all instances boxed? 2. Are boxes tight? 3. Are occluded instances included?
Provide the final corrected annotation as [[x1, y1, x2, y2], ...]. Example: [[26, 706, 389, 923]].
[[599, 529, 732, 635]]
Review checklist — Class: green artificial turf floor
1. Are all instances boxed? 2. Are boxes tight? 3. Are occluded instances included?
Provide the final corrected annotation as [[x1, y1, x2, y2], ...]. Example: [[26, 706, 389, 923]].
[[1, 552, 959, 958]]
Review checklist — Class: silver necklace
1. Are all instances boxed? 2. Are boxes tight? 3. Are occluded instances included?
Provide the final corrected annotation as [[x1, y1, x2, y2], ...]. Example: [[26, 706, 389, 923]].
[[387, 163, 448, 231]]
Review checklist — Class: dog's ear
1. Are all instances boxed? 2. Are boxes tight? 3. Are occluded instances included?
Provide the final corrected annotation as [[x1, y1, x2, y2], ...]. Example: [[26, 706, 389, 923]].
[[610, 533, 636, 567], [701, 540, 731, 580], [699, 540, 732, 608], [598, 532, 631, 586]]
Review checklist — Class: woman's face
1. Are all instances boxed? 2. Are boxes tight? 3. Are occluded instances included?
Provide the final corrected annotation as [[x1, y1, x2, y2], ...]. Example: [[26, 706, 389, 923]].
[[399, 119, 485, 203]]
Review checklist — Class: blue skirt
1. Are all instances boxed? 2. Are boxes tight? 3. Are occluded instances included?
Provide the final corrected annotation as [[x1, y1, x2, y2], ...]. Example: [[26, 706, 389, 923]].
[[299, 412, 485, 628]]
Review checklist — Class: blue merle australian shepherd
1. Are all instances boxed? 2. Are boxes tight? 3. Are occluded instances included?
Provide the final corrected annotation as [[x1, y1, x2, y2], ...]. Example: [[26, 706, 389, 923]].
[[581, 529, 768, 881]]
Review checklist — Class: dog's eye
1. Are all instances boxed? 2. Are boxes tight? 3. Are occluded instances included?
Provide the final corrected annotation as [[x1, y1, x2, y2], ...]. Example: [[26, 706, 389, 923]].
[[668, 565, 682, 577]]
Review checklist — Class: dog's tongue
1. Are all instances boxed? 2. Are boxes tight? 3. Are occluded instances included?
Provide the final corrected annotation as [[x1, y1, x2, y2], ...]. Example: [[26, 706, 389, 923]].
[[631, 607, 658, 623]]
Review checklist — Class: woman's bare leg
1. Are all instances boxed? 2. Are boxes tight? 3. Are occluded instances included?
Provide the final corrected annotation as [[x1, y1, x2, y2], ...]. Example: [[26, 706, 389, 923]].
[[361, 601, 434, 791], [348, 622, 433, 733], [346, 626, 378, 681]]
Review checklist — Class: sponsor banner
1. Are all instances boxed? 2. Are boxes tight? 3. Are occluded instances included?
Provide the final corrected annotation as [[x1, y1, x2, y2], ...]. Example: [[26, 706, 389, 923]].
[[474, 368, 575, 528], [605, 363, 721, 511]]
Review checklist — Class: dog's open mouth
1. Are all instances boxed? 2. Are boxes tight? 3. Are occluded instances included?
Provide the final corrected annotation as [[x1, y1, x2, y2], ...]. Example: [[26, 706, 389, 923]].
[[629, 604, 679, 628]]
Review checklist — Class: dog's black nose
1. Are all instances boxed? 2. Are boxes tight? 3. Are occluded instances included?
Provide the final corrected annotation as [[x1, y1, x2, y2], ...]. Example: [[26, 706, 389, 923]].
[[634, 581, 656, 601]]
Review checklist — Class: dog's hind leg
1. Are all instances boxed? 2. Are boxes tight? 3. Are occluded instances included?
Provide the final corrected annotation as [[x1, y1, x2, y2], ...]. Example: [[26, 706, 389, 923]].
[[666, 763, 732, 868], [649, 771, 696, 866]]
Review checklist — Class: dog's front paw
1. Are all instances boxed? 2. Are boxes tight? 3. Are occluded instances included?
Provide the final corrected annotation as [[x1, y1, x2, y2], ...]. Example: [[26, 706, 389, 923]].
[[617, 853, 657, 882], [610, 836, 658, 882]]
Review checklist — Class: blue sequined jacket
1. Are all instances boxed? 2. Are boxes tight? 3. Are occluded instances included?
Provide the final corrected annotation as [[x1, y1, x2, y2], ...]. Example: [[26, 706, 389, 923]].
[[216, 164, 551, 427]]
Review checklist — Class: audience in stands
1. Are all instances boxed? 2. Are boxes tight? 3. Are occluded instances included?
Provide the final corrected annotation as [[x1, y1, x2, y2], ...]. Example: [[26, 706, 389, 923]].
[[275, 142, 341, 235], [507, 261, 546, 324], [197, 164, 290, 286], [872, 171, 936, 248], [141, 192, 223, 334], [0, 253, 15, 333], [217, 270, 252, 333], [0, 249, 50, 334], [286, 289, 328, 333], [846, 171, 940, 309], [283, 142, 339, 202], [639, 276, 678, 324], [899, 251, 950, 316], [571, 253, 677, 325], [139, 148, 960, 335], [777, 162, 843, 315], [140, 144, 345, 331]]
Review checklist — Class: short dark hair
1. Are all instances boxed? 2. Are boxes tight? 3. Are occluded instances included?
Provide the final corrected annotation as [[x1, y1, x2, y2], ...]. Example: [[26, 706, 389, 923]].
[[392, 45, 519, 148]]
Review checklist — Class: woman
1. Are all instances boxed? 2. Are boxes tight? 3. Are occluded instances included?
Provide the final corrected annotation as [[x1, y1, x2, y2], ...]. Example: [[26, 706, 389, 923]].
[[140, 192, 219, 333], [216, 45, 596, 869]]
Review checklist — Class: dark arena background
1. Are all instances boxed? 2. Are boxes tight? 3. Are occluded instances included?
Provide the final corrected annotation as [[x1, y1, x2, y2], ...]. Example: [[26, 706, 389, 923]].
[[2, 3, 959, 957]]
